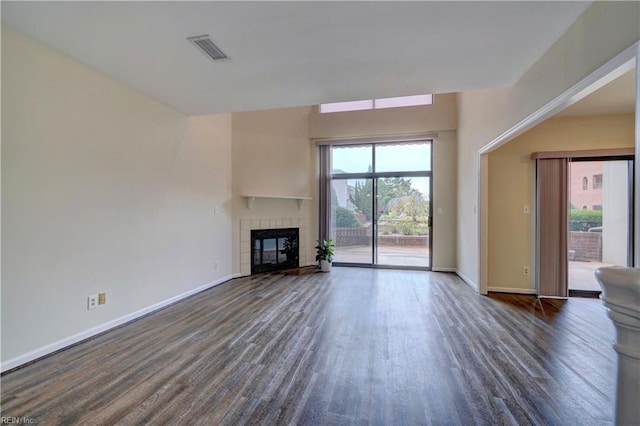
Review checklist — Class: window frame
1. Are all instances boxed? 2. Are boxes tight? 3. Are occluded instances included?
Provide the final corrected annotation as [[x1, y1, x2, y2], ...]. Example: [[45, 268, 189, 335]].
[[593, 174, 603, 189]]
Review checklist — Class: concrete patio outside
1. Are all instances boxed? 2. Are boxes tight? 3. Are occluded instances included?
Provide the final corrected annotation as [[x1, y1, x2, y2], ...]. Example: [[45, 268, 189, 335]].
[[334, 245, 429, 267], [569, 260, 615, 292]]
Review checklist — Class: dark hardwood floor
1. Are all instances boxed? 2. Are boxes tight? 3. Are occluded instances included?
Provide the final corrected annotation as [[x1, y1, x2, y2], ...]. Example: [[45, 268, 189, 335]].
[[1, 268, 615, 425]]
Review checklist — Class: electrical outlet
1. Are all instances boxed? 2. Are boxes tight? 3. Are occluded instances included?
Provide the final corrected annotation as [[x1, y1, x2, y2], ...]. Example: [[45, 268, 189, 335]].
[[87, 294, 98, 310], [98, 292, 106, 305], [523, 204, 530, 214], [522, 266, 530, 276]]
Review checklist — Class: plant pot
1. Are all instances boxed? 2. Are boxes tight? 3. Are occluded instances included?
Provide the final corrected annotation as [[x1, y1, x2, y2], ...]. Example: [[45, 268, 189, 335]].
[[320, 259, 332, 272]]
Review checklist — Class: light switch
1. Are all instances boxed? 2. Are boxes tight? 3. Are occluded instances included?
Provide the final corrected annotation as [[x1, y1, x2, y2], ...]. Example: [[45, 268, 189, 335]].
[[437, 207, 443, 214], [214, 204, 220, 214], [523, 204, 530, 214]]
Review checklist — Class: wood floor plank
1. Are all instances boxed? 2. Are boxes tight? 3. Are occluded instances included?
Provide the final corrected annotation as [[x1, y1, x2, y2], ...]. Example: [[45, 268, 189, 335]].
[[1, 268, 616, 425]]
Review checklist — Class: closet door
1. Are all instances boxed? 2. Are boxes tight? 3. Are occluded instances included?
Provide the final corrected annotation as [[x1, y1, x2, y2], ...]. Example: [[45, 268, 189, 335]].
[[536, 158, 569, 298]]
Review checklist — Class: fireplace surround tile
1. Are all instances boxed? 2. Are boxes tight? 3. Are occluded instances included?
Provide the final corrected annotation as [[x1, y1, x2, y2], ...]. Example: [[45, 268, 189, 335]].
[[239, 217, 308, 276]]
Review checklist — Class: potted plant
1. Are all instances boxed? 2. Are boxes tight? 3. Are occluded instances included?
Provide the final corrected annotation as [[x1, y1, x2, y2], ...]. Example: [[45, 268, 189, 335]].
[[315, 239, 335, 272]]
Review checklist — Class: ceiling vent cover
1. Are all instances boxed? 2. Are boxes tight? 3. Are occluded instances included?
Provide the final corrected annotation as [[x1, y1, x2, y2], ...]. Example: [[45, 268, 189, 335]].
[[187, 35, 228, 61]]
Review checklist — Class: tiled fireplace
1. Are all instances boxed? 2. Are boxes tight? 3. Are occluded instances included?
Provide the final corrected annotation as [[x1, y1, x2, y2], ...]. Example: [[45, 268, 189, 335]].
[[240, 218, 308, 276]]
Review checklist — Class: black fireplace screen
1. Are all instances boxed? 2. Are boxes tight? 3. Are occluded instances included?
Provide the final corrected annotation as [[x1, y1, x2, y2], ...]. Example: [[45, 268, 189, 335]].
[[251, 228, 299, 274]]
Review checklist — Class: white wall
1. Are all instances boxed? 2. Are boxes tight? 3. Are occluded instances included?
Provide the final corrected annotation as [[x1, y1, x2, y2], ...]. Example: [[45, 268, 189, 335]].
[[457, 2, 640, 288], [1, 28, 233, 367], [231, 107, 316, 274], [431, 131, 457, 270]]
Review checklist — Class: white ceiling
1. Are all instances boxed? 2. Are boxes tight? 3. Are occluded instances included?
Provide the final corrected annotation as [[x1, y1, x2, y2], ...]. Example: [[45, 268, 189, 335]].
[[556, 68, 636, 117], [2, 1, 592, 115]]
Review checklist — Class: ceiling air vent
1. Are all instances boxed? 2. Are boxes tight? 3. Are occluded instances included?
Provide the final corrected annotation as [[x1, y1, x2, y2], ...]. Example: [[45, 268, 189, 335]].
[[187, 35, 228, 61]]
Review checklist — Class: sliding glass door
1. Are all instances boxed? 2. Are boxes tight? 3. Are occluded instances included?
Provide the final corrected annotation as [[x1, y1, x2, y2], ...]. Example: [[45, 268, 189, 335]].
[[330, 178, 373, 264], [534, 152, 634, 298], [327, 141, 432, 269], [376, 176, 431, 266], [567, 159, 633, 293]]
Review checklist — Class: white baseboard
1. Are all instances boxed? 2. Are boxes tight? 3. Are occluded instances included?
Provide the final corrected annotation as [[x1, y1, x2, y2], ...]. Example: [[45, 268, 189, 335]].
[[455, 269, 478, 292], [432, 267, 456, 272], [487, 286, 537, 295], [1, 274, 234, 373]]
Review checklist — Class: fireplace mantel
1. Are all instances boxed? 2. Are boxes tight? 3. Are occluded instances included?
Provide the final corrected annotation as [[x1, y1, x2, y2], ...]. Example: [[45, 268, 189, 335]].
[[243, 194, 312, 211]]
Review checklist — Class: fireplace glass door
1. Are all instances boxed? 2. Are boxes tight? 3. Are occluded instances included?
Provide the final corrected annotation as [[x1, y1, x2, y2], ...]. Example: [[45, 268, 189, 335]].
[[251, 228, 299, 274]]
